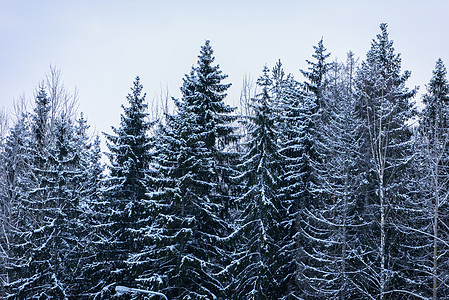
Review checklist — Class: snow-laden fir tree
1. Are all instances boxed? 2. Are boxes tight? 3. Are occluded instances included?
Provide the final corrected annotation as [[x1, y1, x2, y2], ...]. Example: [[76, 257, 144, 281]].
[[130, 40, 237, 299], [192, 40, 239, 222], [78, 133, 109, 299], [300, 54, 367, 299], [98, 76, 154, 297], [5, 87, 96, 298], [407, 58, 449, 299], [69, 114, 106, 297], [300, 38, 331, 111], [5, 88, 58, 299], [275, 39, 329, 298], [42, 114, 92, 297], [354, 23, 417, 299], [0, 115, 32, 298], [228, 66, 284, 299], [267, 60, 305, 298]]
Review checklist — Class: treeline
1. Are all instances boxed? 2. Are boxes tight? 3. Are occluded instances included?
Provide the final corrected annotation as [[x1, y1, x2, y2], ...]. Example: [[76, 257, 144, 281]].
[[1, 23, 449, 299]]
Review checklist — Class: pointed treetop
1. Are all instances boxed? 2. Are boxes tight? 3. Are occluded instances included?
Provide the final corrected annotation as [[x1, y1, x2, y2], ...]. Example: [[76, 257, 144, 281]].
[[121, 76, 148, 123], [32, 87, 51, 144], [198, 39, 214, 66], [257, 65, 272, 88], [358, 23, 417, 101], [34, 87, 50, 113], [194, 39, 230, 90], [301, 38, 331, 108], [377, 23, 389, 41], [372, 23, 390, 51], [178, 39, 232, 116], [367, 23, 399, 68], [421, 59, 449, 126], [427, 58, 449, 102], [312, 38, 331, 65], [75, 112, 90, 138], [301, 38, 331, 84], [272, 60, 285, 83], [129, 76, 145, 103]]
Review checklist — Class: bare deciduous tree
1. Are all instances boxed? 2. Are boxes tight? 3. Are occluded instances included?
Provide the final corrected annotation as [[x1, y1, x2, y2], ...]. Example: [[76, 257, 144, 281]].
[[239, 73, 257, 117], [44, 65, 79, 127], [0, 108, 9, 145]]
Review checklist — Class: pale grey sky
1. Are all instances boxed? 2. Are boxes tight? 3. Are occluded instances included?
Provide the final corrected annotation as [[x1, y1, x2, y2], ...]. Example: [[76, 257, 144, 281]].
[[1, 0, 448, 136]]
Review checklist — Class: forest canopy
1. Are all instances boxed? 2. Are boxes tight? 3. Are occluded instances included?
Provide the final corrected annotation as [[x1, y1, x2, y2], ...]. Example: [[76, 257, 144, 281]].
[[1, 23, 448, 299]]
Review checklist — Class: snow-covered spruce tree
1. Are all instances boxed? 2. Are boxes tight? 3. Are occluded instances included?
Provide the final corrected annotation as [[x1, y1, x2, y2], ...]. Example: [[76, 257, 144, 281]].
[[5, 87, 95, 298], [300, 54, 367, 299], [266, 60, 303, 298], [0, 115, 32, 298], [300, 38, 331, 111], [43, 113, 92, 297], [5, 88, 59, 299], [228, 66, 284, 299], [98, 76, 154, 297], [276, 39, 329, 298], [78, 133, 109, 299], [193, 40, 239, 223], [69, 114, 106, 297], [354, 23, 417, 299], [407, 58, 449, 299], [70, 116, 107, 299], [130, 40, 236, 299]]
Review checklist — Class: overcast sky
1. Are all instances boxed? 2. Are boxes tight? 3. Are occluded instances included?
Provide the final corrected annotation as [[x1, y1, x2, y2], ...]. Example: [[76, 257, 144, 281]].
[[1, 0, 448, 136]]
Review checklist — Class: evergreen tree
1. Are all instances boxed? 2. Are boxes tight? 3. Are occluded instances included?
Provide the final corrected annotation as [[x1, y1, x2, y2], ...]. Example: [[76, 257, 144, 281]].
[[98, 76, 154, 297], [5, 88, 61, 299], [408, 58, 449, 299], [300, 38, 331, 110], [133, 40, 236, 299], [70, 114, 106, 297], [5, 89, 94, 298], [354, 23, 416, 299], [229, 66, 284, 299], [80, 134, 109, 299], [276, 40, 329, 298], [44, 114, 89, 297], [0, 115, 32, 298], [268, 60, 304, 298], [32, 88, 51, 153], [301, 54, 365, 299]]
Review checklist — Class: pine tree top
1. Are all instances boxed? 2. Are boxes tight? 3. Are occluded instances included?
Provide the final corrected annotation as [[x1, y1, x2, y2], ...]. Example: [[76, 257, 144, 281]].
[[195, 40, 232, 99], [257, 66, 273, 89], [420, 59, 449, 132], [365, 23, 404, 80], [104, 76, 153, 192], [425, 58, 449, 103], [301, 38, 331, 85], [172, 40, 236, 151], [357, 23, 417, 104], [300, 38, 331, 108], [32, 87, 51, 147]]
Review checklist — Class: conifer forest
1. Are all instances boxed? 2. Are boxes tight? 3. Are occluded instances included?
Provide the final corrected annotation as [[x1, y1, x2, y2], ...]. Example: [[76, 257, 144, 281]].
[[3, 23, 449, 299]]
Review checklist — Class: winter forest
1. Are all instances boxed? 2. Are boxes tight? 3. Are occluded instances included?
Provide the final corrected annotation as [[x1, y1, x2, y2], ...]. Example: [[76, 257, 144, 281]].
[[1, 22, 449, 299]]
